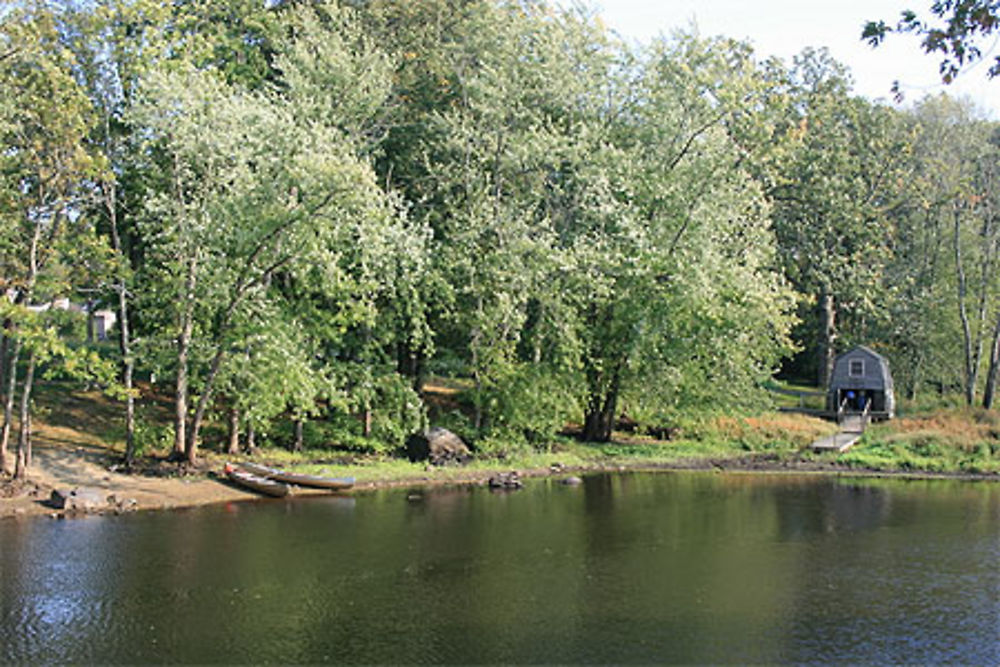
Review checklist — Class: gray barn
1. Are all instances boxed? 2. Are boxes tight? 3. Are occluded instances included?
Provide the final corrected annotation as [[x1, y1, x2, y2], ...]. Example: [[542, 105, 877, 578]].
[[826, 346, 895, 419]]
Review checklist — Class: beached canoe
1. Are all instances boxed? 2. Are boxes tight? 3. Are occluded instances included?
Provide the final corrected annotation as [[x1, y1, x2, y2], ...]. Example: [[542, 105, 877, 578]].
[[236, 462, 355, 491], [225, 465, 292, 498]]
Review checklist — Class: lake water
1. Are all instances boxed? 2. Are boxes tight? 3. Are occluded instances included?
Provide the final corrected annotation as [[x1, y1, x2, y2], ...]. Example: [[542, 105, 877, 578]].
[[1, 471, 998, 663]]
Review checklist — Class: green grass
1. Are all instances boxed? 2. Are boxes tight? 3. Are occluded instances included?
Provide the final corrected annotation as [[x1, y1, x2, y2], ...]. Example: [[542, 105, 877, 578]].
[[28, 380, 1000, 482], [762, 379, 827, 411], [838, 408, 1000, 474]]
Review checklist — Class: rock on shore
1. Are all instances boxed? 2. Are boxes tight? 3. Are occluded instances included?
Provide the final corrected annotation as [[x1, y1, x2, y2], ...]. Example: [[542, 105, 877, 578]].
[[49, 487, 138, 515], [406, 427, 471, 466]]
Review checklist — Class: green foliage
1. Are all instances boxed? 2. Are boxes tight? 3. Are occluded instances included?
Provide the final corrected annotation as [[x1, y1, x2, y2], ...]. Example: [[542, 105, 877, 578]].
[[864, 1, 1000, 85], [365, 372, 426, 447], [470, 433, 535, 461], [479, 364, 581, 445], [266, 417, 396, 456], [45, 309, 87, 343], [9, 0, 1000, 473], [132, 416, 173, 457]]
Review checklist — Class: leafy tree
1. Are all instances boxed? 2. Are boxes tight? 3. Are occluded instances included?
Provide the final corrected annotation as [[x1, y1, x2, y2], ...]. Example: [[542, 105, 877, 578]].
[[128, 0, 425, 462], [876, 97, 962, 401], [267, 0, 429, 449], [864, 1, 1000, 86], [0, 1, 114, 478], [769, 49, 910, 387], [132, 65, 381, 462]]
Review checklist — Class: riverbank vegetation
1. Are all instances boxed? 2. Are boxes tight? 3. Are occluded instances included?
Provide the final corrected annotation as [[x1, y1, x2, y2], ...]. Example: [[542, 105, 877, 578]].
[[20, 380, 1000, 492], [2, 0, 1000, 481]]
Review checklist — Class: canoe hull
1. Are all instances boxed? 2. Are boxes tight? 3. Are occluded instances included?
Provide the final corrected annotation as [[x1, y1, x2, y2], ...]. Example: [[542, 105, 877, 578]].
[[226, 468, 292, 498], [237, 462, 355, 490]]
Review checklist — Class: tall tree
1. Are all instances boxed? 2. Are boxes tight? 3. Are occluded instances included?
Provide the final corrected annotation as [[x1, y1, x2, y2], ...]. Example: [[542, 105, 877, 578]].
[[568, 34, 795, 440], [769, 49, 909, 387], [0, 1, 107, 478]]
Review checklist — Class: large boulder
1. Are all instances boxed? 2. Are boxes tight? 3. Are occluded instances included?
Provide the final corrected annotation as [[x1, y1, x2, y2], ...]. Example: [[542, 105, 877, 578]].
[[49, 487, 108, 512], [406, 427, 471, 466]]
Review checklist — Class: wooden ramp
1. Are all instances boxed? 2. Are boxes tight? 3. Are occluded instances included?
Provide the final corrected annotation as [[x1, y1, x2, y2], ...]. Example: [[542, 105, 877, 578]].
[[811, 414, 866, 453]]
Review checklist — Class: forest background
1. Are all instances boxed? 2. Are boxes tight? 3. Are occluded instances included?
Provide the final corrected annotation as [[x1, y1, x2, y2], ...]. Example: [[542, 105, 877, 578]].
[[3, 0, 1000, 479]]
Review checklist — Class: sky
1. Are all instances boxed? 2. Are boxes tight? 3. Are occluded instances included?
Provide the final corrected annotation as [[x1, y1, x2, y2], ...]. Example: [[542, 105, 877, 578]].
[[592, 0, 1000, 118]]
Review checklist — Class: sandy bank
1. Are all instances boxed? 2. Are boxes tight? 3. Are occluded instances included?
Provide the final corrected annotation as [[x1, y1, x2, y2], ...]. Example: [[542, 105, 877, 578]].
[[4, 441, 998, 522]]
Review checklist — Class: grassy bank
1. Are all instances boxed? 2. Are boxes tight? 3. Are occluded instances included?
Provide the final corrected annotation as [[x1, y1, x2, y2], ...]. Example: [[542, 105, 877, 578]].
[[838, 409, 1000, 475], [17, 382, 1000, 490]]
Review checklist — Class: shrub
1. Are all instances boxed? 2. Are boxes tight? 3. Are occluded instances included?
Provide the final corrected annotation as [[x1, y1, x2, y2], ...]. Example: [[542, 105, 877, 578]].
[[133, 417, 173, 457], [471, 433, 533, 461], [478, 364, 581, 447]]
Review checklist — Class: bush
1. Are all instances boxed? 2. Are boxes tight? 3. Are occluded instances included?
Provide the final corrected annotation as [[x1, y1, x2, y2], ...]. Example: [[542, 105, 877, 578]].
[[478, 365, 580, 446], [133, 417, 173, 457], [367, 373, 426, 447], [471, 433, 533, 461], [265, 416, 397, 456]]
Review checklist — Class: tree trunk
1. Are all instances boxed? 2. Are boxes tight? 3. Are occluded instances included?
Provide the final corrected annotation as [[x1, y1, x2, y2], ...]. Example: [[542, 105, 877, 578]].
[[953, 205, 992, 406], [582, 367, 621, 443], [106, 183, 137, 467], [122, 355, 136, 466], [246, 421, 256, 453], [907, 353, 923, 402], [86, 303, 95, 344], [292, 418, 304, 452], [471, 295, 484, 431], [186, 345, 229, 465], [14, 351, 35, 480], [227, 406, 240, 455], [8, 223, 39, 475], [0, 324, 10, 475], [0, 323, 8, 404], [0, 338, 19, 477], [982, 313, 1000, 409], [173, 258, 197, 460], [817, 290, 836, 388], [173, 327, 190, 460]]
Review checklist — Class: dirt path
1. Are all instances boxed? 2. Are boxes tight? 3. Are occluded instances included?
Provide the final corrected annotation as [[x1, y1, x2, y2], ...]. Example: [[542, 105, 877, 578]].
[[1, 423, 255, 519]]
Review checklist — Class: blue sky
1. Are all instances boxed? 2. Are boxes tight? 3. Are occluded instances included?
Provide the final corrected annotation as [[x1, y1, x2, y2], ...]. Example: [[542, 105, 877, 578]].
[[593, 0, 1000, 117]]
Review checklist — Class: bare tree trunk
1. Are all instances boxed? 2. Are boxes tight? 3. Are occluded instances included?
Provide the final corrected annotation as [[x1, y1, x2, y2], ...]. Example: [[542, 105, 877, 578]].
[[982, 313, 1000, 409], [954, 206, 983, 405], [7, 223, 39, 477], [14, 352, 36, 480], [246, 421, 256, 453], [173, 329, 190, 460], [471, 297, 483, 431], [817, 290, 836, 388], [0, 322, 9, 475], [907, 354, 923, 402], [86, 302, 95, 344], [227, 406, 240, 456], [0, 338, 20, 476], [173, 258, 197, 460], [0, 322, 8, 404], [292, 418, 303, 452], [186, 345, 229, 464], [105, 182, 137, 467]]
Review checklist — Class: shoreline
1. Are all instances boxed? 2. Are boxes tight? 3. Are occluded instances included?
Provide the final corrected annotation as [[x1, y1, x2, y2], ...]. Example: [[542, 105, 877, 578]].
[[4, 451, 998, 521]]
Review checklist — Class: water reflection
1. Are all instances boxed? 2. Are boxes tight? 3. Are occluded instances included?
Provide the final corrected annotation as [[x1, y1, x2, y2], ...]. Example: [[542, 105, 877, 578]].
[[1, 473, 998, 663]]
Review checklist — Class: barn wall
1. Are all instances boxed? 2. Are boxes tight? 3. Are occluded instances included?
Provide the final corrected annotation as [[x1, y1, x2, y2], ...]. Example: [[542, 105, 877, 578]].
[[825, 348, 895, 416]]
